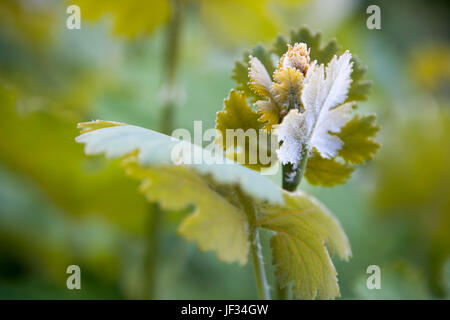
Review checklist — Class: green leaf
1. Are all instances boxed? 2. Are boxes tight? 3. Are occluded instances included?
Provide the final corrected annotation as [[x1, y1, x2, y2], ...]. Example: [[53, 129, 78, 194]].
[[336, 114, 380, 164], [272, 26, 340, 64], [290, 27, 340, 64], [259, 191, 351, 299], [216, 90, 277, 169], [304, 152, 354, 187], [346, 56, 372, 102], [231, 45, 275, 102], [76, 121, 351, 299], [234, 27, 372, 106], [76, 121, 284, 264]]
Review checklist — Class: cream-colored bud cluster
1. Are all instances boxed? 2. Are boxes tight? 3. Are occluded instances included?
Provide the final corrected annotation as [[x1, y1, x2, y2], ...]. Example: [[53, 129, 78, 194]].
[[278, 43, 311, 76]]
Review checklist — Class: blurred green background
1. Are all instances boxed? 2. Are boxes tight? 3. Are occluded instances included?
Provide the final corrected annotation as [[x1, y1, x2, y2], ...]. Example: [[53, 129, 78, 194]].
[[0, 0, 449, 299]]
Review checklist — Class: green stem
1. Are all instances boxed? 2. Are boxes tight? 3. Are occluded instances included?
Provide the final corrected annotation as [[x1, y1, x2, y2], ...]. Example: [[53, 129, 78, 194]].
[[143, 0, 184, 300], [282, 146, 310, 192], [277, 144, 310, 300], [160, 0, 183, 134], [143, 202, 162, 299], [237, 189, 271, 300], [250, 227, 271, 300]]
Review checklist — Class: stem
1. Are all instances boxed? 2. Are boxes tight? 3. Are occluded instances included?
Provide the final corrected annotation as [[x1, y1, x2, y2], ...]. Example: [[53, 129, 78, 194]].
[[237, 189, 271, 300], [250, 227, 271, 300], [143, 0, 184, 299], [282, 146, 310, 192], [160, 0, 184, 134], [143, 202, 162, 299], [277, 144, 310, 300]]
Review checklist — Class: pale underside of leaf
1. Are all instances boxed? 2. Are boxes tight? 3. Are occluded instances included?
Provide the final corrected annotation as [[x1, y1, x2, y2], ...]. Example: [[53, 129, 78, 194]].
[[301, 52, 353, 159], [311, 102, 354, 159], [248, 56, 272, 98], [232, 45, 274, 102], [76, 121, 352, 297], [273, 109, 308, 165], [76, 121, 284, 265]]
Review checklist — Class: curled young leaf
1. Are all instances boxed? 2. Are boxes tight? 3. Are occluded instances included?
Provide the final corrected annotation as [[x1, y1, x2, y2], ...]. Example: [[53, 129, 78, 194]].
[[232, 45, 274, 102], [248, 56, 273, 98], [255, 100, 280, 131], [271, 67, 304, 109]]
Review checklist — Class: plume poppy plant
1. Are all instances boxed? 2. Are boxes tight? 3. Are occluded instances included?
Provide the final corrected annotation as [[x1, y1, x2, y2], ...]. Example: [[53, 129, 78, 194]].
[[76, 27, 379, 300]]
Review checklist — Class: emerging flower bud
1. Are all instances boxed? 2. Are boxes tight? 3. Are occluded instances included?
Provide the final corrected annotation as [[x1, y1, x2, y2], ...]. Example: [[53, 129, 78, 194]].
[[279, 43, 311, 76]]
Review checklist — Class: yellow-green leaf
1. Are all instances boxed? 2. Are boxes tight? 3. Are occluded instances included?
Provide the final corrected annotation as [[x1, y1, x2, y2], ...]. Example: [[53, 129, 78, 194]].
[[346, 56, 372, 102], [304, 152, 354, 187], [76, 121, 284, 264], [336, 114, 380, 164], [255, 100, 280, 131], [272, 66, 304, 108], [76, 121, 351, 298], [125, 161, 250, 265], [259, 191, 352, 299], [216, 90, 277, 169]]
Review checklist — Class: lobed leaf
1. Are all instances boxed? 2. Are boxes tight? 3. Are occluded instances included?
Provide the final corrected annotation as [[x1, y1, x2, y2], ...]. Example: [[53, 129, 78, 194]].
[[336, 114, 380, 164], [259, 191, 351, 299], [273, 26, 340, 64], [76, 121, 283, 264], [255, 100, 280, 131], [76, 121, 351, 298], [215, 90, 277, 169], [304, 152, 354, 187], [346, 56, 372, 102]]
